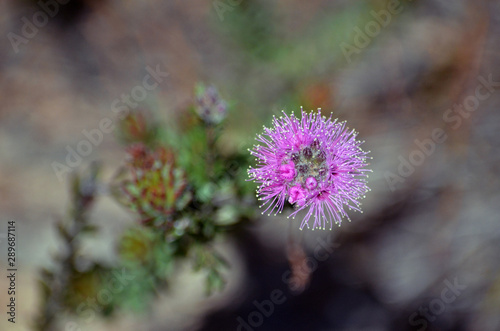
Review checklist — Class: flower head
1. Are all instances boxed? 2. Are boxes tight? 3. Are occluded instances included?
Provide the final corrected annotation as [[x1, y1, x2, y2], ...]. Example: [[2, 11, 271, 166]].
[[120, 143, 189, 226], [248, 108, 371, 230], [195, 84, 227, 125]]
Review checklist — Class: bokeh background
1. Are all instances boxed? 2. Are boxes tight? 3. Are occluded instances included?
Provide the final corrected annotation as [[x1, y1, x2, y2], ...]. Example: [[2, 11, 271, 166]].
[[1, 0, 500, 330]]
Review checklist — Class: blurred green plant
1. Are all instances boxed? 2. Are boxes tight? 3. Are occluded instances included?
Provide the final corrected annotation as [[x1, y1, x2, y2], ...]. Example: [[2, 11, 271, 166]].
[[115, 143, 190, 227], [116, 111, 159, 147], [36, 85, 255, 330]]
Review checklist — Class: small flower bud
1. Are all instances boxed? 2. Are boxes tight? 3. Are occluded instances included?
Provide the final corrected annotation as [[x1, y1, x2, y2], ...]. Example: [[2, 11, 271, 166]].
[[305, 177, 318, 190], [194, 83, 227, 125], [279, 161, 296, 181], [302, 147, 312, 159]]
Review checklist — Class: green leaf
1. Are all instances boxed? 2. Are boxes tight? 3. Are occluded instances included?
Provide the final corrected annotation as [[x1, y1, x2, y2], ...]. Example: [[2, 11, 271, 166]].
[[214, 205, 239, 226]]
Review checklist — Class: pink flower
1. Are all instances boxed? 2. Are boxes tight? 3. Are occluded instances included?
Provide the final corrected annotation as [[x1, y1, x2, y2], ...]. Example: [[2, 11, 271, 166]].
[[288, 184, 307, 206], [248, 108, 371, 230], [279, 161, 296, 181]]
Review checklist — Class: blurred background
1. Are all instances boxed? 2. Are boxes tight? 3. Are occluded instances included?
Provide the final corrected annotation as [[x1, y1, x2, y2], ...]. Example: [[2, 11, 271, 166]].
[[1, 0, 500, 330]]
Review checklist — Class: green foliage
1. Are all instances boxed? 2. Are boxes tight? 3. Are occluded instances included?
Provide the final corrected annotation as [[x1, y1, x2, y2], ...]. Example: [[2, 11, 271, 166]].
[[192, 244, 229, 295], [36, 84, 256, 330]]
